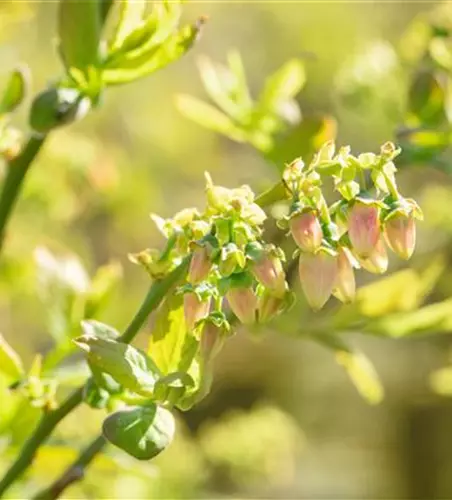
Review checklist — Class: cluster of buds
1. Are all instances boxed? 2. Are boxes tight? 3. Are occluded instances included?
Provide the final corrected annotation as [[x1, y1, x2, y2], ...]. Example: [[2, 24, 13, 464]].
[[133, 140, 422, 351], [279, 141, 422, 310], [132, 173, 293, 363]]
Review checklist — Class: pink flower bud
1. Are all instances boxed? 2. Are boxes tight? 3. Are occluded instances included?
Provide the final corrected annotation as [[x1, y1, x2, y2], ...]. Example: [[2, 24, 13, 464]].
[[183, 293, 211, 331], [298, 251, 338, 311], [358, 238, 388, 274], [226, 287, 257, 324], [348, 202, 380, 257], [201, 324, 224, 362], [258, 292, 284, 323], [290, 211, 323, 252], [188, 246, 211, 284], [333, 248, 356, 303], [252, 255, 286, 297], [385, 214, 416, 260]]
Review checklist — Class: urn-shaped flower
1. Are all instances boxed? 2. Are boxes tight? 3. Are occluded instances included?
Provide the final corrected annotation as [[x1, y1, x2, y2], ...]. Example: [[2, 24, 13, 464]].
[[348, 201, 380, 257], [183, 293, 211, 331], [252, 254, 286, 297], [385, 214, 416, 260], [188, 246, 211, 284], [226, 287, 257, 324], [298, 250, 338, 311], [290, 210, 323, 252], [359, 238, 388, 274], [333, 247, 356, 303]]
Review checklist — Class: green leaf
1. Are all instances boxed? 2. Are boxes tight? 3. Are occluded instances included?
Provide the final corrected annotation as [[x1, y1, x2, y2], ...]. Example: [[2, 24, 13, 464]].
[[148, 293, 198, 375], [176, 94, 247, 142], [83, 377, 110, 409], [0, 333, 23, 380], [109, 0, 147, 50], [254, 181, 288, 208], [267, 114, 337, 169], [335, 350, 384, 405], [74, 336, 160, 396], [89, 360, 123, 395], [58, 0, 101, 73], [227, 50, 252, 108], [102, 403, 175, 460], [81, 320, 120, 340], [259, 59, 305, 111], [312, 333, 383, 405], [100, 0, 114, 26], [103, 19, 205, 85], [0, 66, 29, 115], [366, 298, 452, 338], [408, 71, 447, 127], [401, 128, 451, 152], [108, 1, 182, 59], [197, 56, 246, 121]]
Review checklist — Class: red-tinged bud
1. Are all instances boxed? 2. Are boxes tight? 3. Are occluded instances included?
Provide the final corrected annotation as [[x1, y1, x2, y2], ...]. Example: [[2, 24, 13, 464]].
[[226, 287, 257, 324], [333, 248, 356, 303], [201, 324, 224, 362], [258, 292, 284, 323], [385, 214, 416, 260], [252, 254, 286, 297], [188, 246, 211, 284], [290, 211, 323, 252], [359, 238, 388, 274], [298, 251, 338, 311], [183, 293, 211, 331], [348, 202, 380, 257]]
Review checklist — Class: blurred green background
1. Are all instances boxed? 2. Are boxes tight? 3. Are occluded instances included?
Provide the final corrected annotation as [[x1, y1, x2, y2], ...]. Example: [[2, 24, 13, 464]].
[[3, 0, 452, 498]]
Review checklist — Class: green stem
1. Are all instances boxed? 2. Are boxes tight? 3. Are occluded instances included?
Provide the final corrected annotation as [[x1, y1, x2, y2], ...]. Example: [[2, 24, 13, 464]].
[[0, 135, 46, 252], [0, 257, 190, 499], [382, 170, 400, 199]]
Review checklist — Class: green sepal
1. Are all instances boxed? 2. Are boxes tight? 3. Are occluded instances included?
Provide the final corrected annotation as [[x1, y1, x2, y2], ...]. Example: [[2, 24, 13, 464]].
[[218, 243, 246, 277]]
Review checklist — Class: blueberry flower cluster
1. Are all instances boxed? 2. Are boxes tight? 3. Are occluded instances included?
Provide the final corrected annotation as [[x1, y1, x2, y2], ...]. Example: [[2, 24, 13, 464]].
[[279, 141, 422, 310], [132, 141, 422, 337]]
